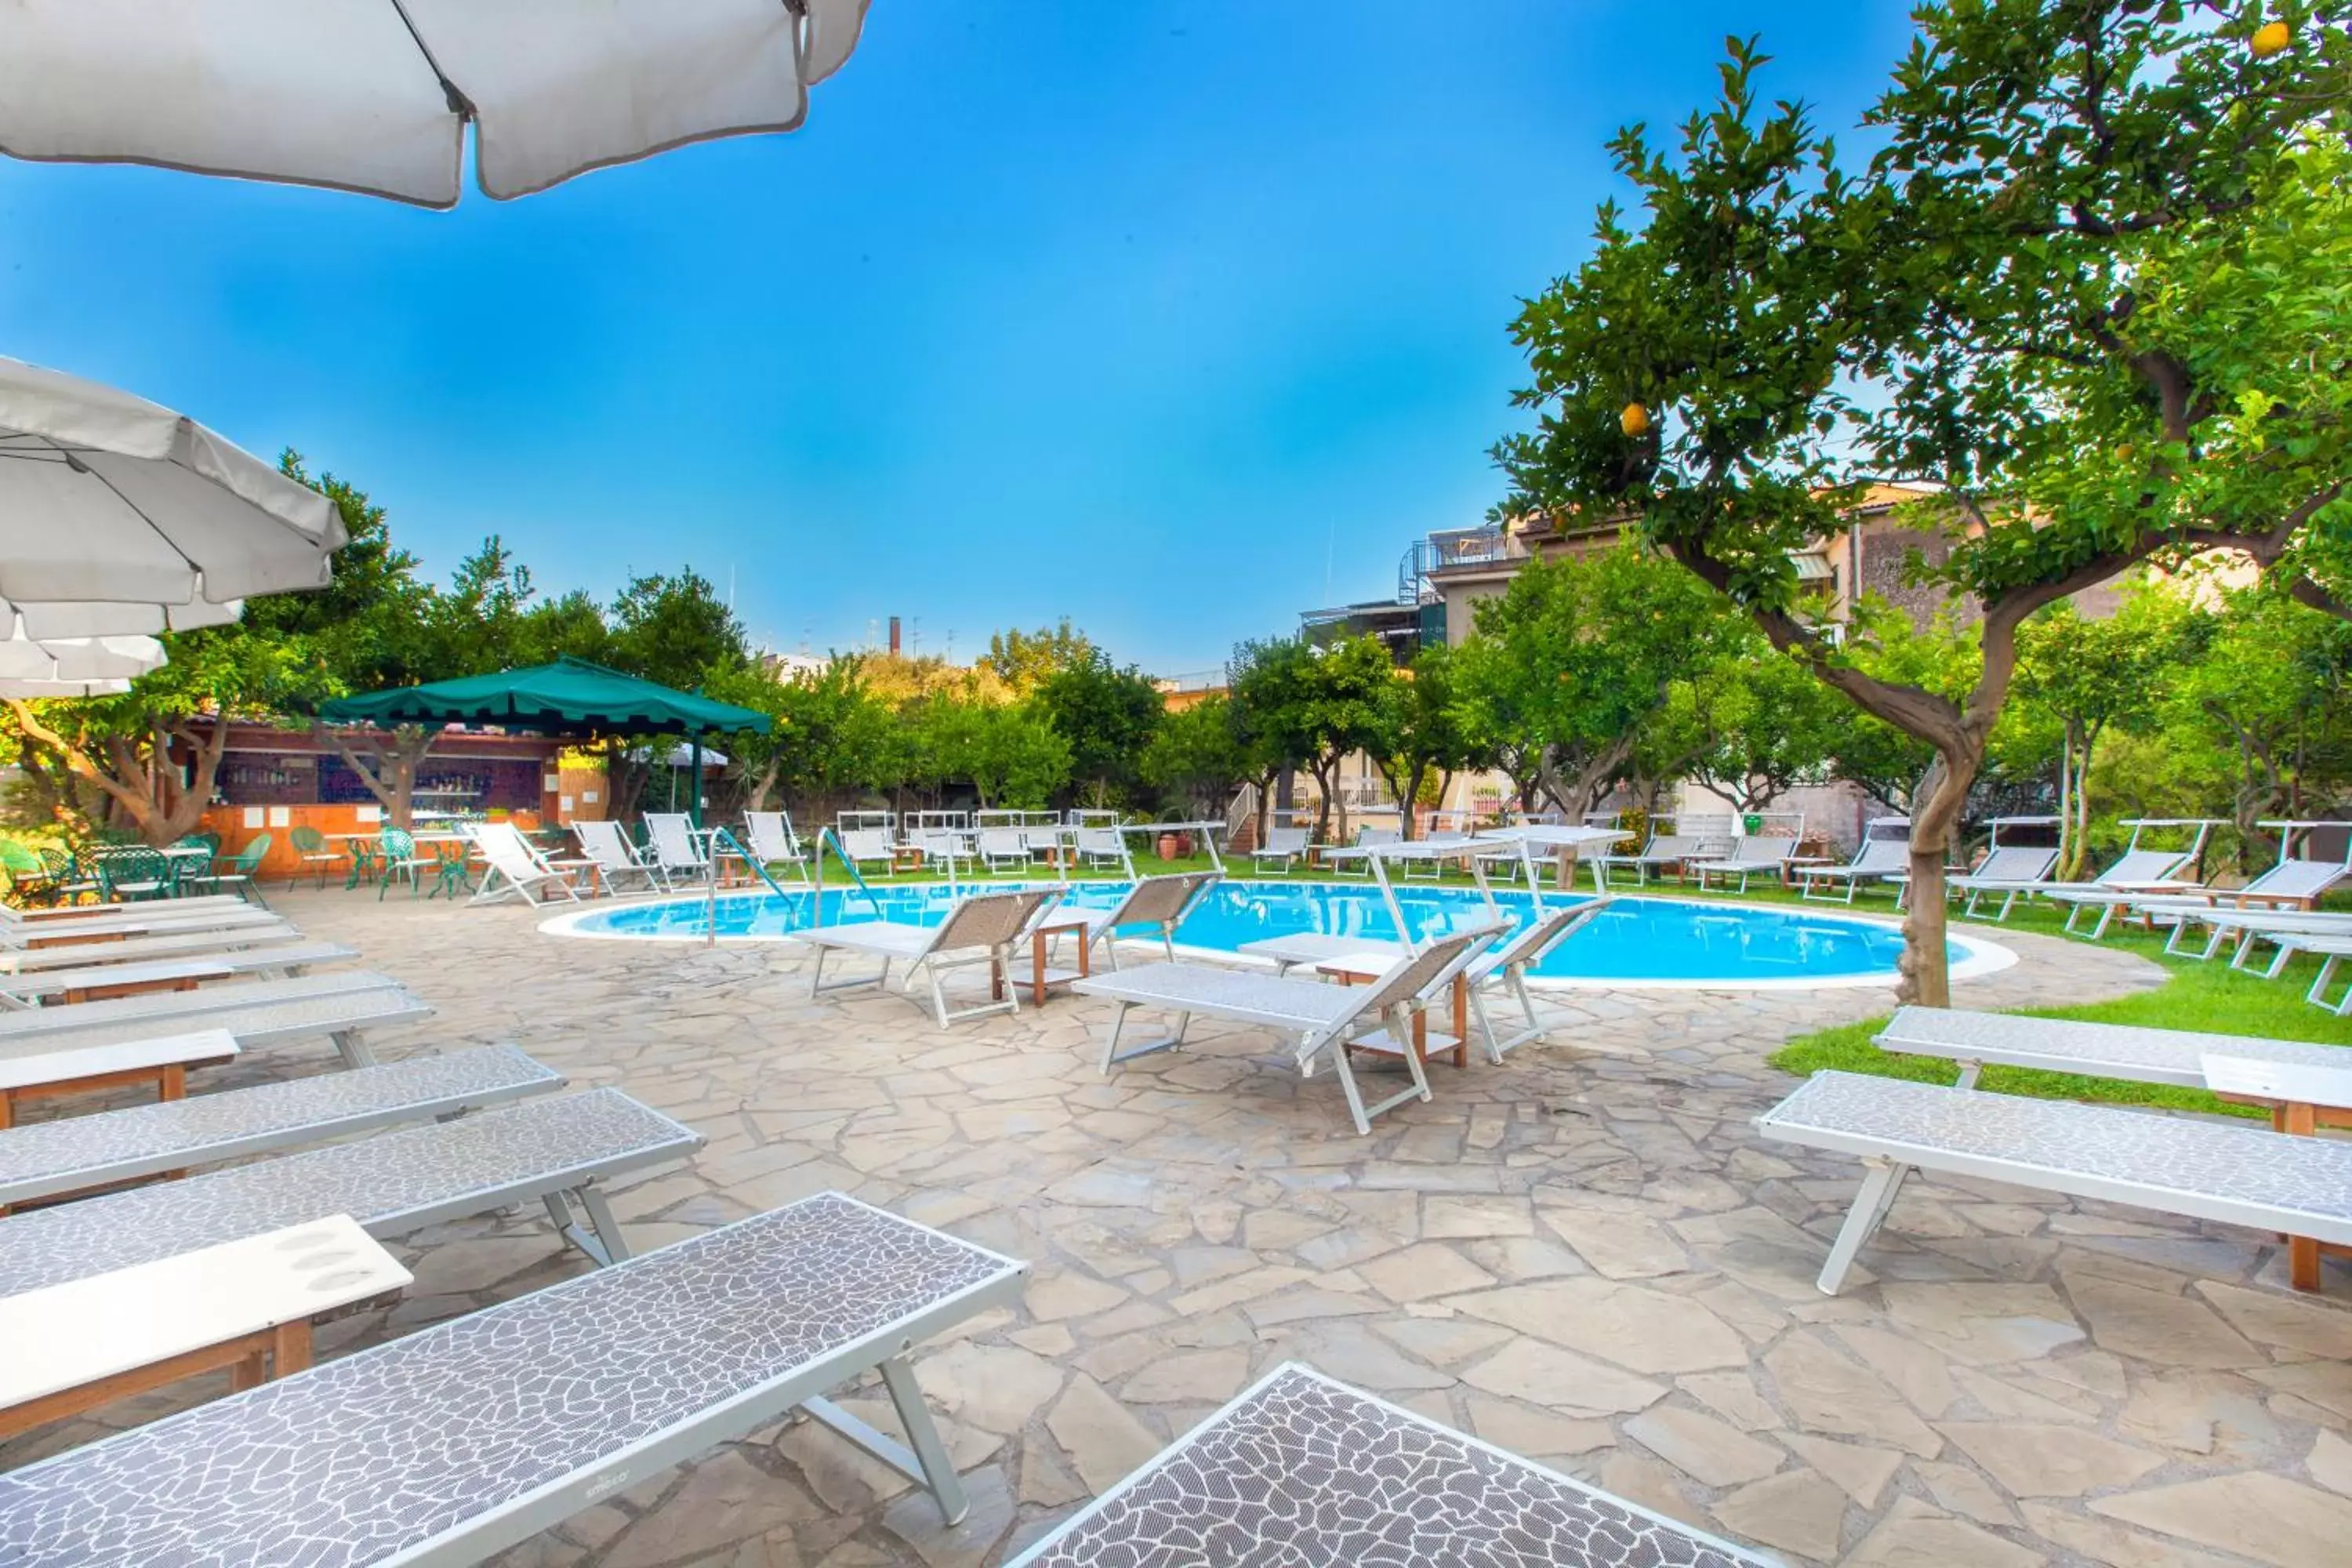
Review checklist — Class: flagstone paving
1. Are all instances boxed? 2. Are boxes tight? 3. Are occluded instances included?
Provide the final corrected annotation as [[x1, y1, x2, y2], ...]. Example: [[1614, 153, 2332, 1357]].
[[8, 886, 2352, 1566]]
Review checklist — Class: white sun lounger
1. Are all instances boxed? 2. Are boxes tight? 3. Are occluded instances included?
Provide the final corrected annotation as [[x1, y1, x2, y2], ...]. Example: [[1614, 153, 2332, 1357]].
[[1689, 836, 1802, 894], [975, 827, 1030, 874], [2273, 935, 2352, 1017], [1796, 824, 1911, 904], [1010, 1363, 1775, 1568], [0, 903, 285, 949], [1465, 896, 1615, 1059], [1937, 844, 2062, 920], [0, 1215, 412, 1442], [2200, 910, 2352, 977], [1250, 824, 1311, 876], [1071, 924, 1508, 1135], [2, 895, 249, 926], [798, 887, 1062, 1027], [1757, 1069, 2352, 1294], [0, 921, 304, 975], [0, 971, 435, 1073], [2054, 853, 2352, 943], [1062, 871, 1222, 970], [837, 826, 899, 877], [0, 1088, 702, 1300], [0, 1194, 1028, 1560], [0, 1029, 240, 1133], [1872, 1005, 2352, 1091], [573, 818, 667, 894], [467, 821, 588, 909], [0, 1044, 565, 1209], [0, 941, 358, 1009]]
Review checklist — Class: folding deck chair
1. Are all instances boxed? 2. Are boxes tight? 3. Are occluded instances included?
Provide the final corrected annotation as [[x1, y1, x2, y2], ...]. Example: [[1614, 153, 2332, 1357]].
[[1463, 896, 1615, 1059], [1688, 835, 1802, 894], [573, 818, 667, 894], [1071, 924, 1508, 1135], [1058, 871, 1222, 970], [2198, 909, 2352, 978], [2103, 853, 2352, 956], [742, 811, 815, 886], [1010, 1363, 1773, 1568], [1795, 821, 1911, 904], [0, 939, 357, 1008], [1250, 825, 1310, 876], [466, 821, 587, 908], [0, 1087, 702, 1300], [0, 1044, 565, 1209], [1071, 825, 1131, 873], [796, 887, 1062, 1027], [1943, 844, 2062, 920], [1757, 1070, 2352, 1294], [0, 970, 435, 1075], [642, 813, 713, 886], [0, 1194, 1026, 1559]]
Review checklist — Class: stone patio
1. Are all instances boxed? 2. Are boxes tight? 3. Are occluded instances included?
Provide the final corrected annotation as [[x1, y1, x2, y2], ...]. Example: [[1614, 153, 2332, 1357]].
[[9, 885, 2352, 1567]]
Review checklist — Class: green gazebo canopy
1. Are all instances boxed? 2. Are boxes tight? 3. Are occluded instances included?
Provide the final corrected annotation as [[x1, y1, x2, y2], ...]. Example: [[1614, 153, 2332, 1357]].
[[320, 656, 770, 738]]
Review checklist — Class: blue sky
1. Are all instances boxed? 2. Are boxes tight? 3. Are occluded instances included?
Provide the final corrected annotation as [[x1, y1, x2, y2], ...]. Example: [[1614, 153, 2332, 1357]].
[[0, 2, 1917, 675]]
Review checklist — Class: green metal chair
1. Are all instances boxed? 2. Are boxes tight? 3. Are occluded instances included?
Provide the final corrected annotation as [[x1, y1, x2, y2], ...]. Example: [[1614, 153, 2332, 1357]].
[[188, 834, 273, 907], [288, 824, 344, 889], [378, 829, 438, 900], [41, 848, 101, 907], [0, 840, 57, 906], [92, 845, 176, 902]]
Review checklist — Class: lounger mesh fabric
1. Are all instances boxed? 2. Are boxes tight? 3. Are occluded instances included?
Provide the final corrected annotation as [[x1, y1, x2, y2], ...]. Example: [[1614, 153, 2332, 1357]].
[[1012, 1364, 1769, 1567], [1759, 1071, 2352, 1240], [0, 1196, 1019, 1568], [0, 1045, 562, 1207], [1082, 964, 1361, 1029], [1877, 1006, 2352, 1087], [0, 1088, 697, 1297]]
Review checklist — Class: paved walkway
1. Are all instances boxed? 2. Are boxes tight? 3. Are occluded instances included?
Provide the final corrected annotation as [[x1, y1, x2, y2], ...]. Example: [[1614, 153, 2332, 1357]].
[[12, 887, 2352, 1567]]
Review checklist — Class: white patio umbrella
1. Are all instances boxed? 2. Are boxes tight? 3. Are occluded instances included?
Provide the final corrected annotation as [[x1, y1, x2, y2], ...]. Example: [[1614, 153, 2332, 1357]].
[[0, 356, 342, 639], [0, 677, 132, 700], [0, 0, 873, 208], [0, 632, 165, 684]]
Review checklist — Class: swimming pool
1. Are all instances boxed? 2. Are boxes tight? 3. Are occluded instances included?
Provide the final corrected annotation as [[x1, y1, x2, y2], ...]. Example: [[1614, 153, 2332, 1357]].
[[543, 879, 2013, 990]]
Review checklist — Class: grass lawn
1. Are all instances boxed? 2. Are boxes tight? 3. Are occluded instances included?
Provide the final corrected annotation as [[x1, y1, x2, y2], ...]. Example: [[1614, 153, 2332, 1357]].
[[1760, 894, 2352, 1117]]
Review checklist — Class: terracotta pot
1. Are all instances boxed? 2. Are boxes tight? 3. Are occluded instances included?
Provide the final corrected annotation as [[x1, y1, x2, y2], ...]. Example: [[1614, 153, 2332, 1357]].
[[1156, 833, 1186, 861]]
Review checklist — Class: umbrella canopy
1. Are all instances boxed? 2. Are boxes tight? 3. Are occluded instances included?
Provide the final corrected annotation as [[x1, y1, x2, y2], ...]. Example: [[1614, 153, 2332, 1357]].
[[0, 356, 343, 638], [0, 0, 871, 208], [0, 676, 132, 700], [321, 656, 771, 738], [0, 633, 163, 684]]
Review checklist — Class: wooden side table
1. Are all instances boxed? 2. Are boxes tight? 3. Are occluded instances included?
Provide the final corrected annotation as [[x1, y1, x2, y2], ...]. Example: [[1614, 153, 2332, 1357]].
[[1029, 919, 1093, 1005]]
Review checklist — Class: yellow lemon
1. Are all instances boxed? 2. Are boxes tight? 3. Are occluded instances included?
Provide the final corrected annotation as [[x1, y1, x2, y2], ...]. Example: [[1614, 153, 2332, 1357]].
[[1620, 401, 1651, 437], [2252, 20, 2291, 57]]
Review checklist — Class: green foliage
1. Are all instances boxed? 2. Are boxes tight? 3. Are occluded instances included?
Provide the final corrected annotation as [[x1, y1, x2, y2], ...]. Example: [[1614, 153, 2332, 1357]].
[[1373, 642, 1483, 837], [1035, 653, 1164, 804], [1453, 545, 1737, 814], [1491, 2, 2350, 1000], [2166, 582, 2352, 849], [1139, 697, 1252, 819], [984, 619, 1096, 693], [913, 699, 1071, 810]]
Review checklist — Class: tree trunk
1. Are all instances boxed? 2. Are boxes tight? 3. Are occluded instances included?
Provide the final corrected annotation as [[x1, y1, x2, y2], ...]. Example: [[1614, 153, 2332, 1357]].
[[1899, 748, 1980, 1008], [319, 725, 437, 829]]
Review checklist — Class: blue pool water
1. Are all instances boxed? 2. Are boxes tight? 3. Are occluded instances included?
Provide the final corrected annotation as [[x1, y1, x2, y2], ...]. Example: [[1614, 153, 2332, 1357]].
[[554, 880, 1976, 986]]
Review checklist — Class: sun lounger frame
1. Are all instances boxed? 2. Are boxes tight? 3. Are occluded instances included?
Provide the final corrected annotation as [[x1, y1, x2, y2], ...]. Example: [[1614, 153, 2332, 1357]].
[[1757, 1069, 2352, 1294], [1009, 1362, 1774, 1567], [0, 971, 434, 1071], [0, 1195, 1028, 1563], [0, 1044, 566, 1209]]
